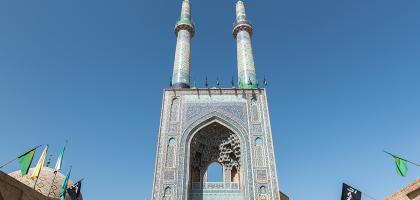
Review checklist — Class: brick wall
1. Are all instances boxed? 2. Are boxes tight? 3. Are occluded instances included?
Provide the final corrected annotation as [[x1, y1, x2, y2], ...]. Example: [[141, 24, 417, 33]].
[[386, 179, 420, 200], [0, 171, 50, 200]]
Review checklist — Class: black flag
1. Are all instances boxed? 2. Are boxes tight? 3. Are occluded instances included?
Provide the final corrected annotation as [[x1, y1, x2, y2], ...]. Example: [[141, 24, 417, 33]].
[[67, 180, 82, 200], [341, 183, 361, 200]]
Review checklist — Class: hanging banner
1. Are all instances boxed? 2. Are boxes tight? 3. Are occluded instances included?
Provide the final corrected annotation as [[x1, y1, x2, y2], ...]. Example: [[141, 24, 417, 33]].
[[341, 183, 362, 200]]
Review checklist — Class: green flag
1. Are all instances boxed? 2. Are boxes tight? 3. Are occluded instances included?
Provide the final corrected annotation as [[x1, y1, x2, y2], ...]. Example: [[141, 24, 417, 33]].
[[18, 148, 36, 176], [394, 156, 408, 177], [60, 166, 72, 200]]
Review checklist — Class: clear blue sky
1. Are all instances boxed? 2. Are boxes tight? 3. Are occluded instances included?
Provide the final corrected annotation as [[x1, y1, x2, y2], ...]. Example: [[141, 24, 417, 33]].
[[0, 0, 419, 199]]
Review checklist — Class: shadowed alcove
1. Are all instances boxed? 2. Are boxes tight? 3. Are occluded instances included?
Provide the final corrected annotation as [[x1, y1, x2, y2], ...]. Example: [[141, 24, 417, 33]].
[[188, 122, 242, 200]]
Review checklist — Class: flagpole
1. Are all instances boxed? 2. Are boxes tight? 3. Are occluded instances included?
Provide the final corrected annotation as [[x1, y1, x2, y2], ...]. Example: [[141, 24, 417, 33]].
[[383, 150, 420, 167], [60, 166, 72, 200], [0, 145, 42, 169], [48, 140, 68, 197], [34, 145, 48, 190], [33, 164, 44, 190], [76, 178, 84, 200], [362, 193, 378, 200], [33, 173, 40, 189], [47, 171, 58, 197], [0, 158, 18, 169]]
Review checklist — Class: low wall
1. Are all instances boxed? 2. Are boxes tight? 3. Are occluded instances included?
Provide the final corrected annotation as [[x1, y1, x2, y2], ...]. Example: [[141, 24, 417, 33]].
[[0, 171, 50, 200]]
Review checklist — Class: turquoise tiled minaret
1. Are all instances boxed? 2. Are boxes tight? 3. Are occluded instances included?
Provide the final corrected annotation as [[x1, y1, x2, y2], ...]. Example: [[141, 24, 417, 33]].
[[153, 1, 282, 199], [172, 0, 195, 89], [233, 0, 257, 89]]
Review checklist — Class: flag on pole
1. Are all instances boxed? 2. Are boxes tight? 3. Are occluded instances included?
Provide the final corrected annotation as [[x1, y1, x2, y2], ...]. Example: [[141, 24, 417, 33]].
[[394, 156, 408, 177], [18, 148, 36, 176], [67, 180, 82, 200], [31, 145, 48, 180], [384, 151, 410, 177], [54, 141, 67, 172], [341, 183, 361, 200], [60, 166, 72, 200]]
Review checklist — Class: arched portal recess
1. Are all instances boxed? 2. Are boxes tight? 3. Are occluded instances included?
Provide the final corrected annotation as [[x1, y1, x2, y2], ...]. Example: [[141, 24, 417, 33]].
[[189, 122, 242, 200]]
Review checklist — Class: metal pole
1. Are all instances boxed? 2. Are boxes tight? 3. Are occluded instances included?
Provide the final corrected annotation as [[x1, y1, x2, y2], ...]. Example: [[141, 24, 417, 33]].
[[47, 171, 58, 197], [384, 150, 420, 167], [0, 145, 42, 169], [0, 157, 18, 169], [363, 192, 378, 200]]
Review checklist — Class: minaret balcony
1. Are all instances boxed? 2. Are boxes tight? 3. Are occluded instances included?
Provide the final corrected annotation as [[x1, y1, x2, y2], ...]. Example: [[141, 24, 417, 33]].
[[174, 19, 195, 36], [232, 21, 253, 37]]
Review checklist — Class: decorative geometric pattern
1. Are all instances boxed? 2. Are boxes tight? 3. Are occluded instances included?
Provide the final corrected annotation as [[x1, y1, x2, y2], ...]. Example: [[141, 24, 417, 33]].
[[164, 170, 175, 181], [190, 123, 241, 171], [168, 124, 178, 133], [153, 86, 281, 200], [255, 137, 266, 167], [172, 29, 191, 85], [180, 1, 190, 21], [256, 169, 267, 181], [8, 167, 81, 199], [237, 30, 257, 86], [235, 0, 247, 22], [234, 1, 257, 89], [251, 124, 262, 135], [172, 0, 194, 87], [184, 103, 247, 127]]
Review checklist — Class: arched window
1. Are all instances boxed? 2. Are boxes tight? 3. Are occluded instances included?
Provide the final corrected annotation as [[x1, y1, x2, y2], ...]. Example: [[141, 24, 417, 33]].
[[163, 186, 173, 200], [206, 162, 223, 182], [231, 166, 239, 182], [255, 137, 265, 167], [164, 186, 172, 196], [251, 97, 260, 121], [168, 138, 177, 146], [165, 138, 176, 168], [170, 98, 179, 122], [255, 137, 264, 145], [259, 185, 267, 194]]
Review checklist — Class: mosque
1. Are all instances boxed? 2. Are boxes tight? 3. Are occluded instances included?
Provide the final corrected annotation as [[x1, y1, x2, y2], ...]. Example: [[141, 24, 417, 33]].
[[151, 0, 286, 199]]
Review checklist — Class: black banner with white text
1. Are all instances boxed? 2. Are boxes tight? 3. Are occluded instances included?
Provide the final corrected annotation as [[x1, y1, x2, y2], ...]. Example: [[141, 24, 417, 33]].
[[341, 183, 362, 200]]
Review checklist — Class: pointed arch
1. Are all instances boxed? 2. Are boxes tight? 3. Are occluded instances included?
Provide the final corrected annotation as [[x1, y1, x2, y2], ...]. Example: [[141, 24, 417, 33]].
[[206, 162, 223, 182], [231, 166, 239, 182], [178, 111, 255, 199]]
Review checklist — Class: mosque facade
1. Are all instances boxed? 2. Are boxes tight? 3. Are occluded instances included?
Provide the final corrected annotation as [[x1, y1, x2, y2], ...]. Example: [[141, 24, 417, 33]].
[[151, 1, 282, 199]]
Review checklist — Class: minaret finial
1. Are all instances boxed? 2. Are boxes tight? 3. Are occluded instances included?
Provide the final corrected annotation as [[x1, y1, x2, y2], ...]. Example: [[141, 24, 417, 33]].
[[233, 0, 257, 89], [171, 0, 195, 89]]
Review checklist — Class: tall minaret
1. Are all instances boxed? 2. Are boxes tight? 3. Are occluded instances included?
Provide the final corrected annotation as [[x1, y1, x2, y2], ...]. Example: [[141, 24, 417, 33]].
[[233, 0, 257, 88], [172, 0, 195, 89]]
